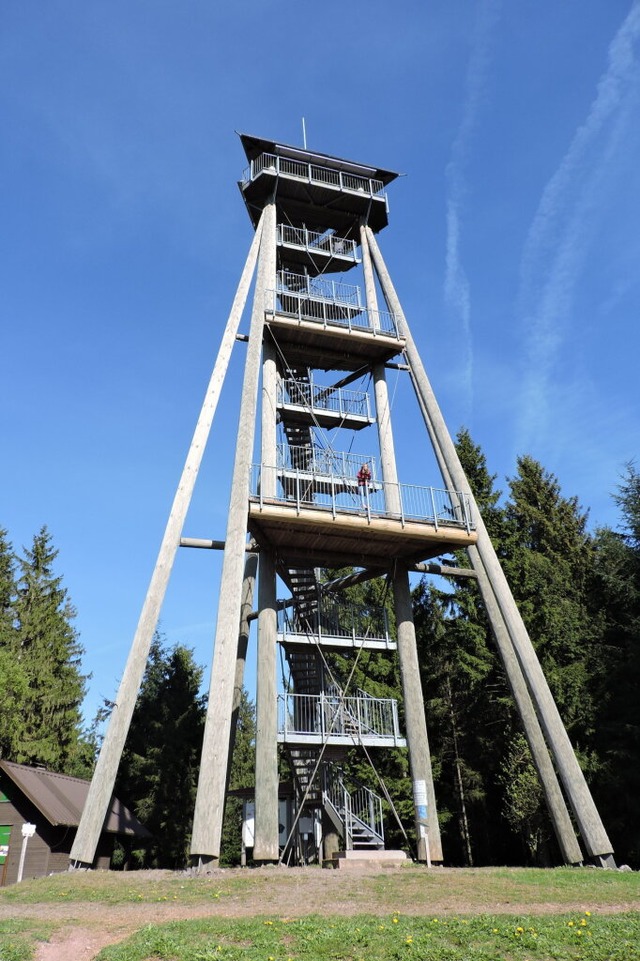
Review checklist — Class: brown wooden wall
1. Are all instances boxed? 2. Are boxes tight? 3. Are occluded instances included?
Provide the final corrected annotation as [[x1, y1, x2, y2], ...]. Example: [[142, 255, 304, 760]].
[[0, 777, 114, 886]]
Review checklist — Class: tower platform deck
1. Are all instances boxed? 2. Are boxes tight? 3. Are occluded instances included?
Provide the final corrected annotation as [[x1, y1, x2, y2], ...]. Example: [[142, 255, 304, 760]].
[[266, 309, 405, 370], [248, 498, 477, 569], [278, 630, 397, 653]]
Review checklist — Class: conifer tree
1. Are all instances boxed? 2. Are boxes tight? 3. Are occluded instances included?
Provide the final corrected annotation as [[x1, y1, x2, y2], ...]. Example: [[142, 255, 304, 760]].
[[503, 457, 597, 740], [10, 527, 88, 771], [220, 688, 256, 866], [413, 430, 511, 865], [0, 528, 28, 760], [588, 464, 640, 865], [114, 635, 206, 868]]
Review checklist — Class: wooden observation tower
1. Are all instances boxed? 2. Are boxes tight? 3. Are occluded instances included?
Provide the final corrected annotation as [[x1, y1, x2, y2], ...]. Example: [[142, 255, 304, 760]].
[[71, 134, 615, 870]]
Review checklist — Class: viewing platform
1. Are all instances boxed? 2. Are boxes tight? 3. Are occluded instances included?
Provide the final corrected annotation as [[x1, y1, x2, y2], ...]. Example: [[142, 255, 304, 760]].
[[248, 464, 478, 568], [276, 445, 382, 497], [277, 692, 406, 748], [277, 224, 360, 275], [239, 134, 398, 234], [277, 378, 375, 431], [266, 289, 403, 371], [278, 599, 397, 652]]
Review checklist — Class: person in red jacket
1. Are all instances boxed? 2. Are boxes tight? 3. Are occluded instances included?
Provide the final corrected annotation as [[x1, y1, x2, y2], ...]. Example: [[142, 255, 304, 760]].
[[357, 462, 371, 505]]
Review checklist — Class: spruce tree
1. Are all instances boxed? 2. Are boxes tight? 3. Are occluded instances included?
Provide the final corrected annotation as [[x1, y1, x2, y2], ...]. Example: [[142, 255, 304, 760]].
[[220, 688, 256, 866], [11, 526, 88, 771], [588, 464, 640, 865], [503, 457, 597, 739], [413, 430, 512, 865], [0, 528, 28, 760], [114, 635, 206, 868]]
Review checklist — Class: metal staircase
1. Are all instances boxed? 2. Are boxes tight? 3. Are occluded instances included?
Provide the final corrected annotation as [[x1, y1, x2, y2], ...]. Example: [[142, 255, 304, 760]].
[[282, 566, 322, 695], [322, 764, 385, 850]]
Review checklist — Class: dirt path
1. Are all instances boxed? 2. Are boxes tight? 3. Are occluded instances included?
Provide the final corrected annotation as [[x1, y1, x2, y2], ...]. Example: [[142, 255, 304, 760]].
[[4, 867, 638, 961]]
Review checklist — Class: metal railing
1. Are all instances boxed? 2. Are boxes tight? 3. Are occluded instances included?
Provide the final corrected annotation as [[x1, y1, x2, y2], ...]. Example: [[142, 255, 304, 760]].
[[268, 288, 398, 337], [277, 270, 362, 308], [277, 224, 360, 263], [249, 463, 474, 532], [243, 152, 386, 198], [278, 692, 402, 742], [323, 767, 385, 850], [277, 444, 379, 482], [278, 378, 372, 421], [278, 597, 391, 645]]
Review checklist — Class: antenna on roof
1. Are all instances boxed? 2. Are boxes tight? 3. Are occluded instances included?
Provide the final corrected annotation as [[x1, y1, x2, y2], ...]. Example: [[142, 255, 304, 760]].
[[302, 117, 307, 150]]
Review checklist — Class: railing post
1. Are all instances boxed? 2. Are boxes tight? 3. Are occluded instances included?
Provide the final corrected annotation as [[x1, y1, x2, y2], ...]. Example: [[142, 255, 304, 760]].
[[429, 486, 439, 530]]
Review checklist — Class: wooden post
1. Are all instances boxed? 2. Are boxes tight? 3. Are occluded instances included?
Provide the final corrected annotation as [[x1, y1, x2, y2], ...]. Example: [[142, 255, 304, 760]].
[[190, 201, 277, 865], [360, 225, 402, 515], [366, 226, 614, 865], [69, 217, 265, 869], [254, 548, 280, 861], [225, 553, 259, 791], [400, 352, 583, 864], [393, 565, 443, 863]]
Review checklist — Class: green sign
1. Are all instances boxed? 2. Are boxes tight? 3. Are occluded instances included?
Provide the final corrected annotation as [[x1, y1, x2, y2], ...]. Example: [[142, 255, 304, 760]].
[[0, 826, 10, 864]]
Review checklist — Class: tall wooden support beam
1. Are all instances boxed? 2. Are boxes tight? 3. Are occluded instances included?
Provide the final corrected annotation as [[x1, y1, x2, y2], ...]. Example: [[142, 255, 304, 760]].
[[360, 224, 401, 515], [366, 226, 614, 866], [402, 362, 583, 864], [393, 565, 443, 863], [191, 201, 277, 865], [468, 545, 584, 864], [253, 208, 280, 862], [254, 548, 280, 861], [226, 553, 259, 789], [69, 217, 265, 870]]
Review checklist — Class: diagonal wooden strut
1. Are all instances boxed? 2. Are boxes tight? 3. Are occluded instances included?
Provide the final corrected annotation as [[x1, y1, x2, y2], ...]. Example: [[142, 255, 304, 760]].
[[69, 215, 266, 868], [190, 200, 278, 863], [366, 224, 613, 865]]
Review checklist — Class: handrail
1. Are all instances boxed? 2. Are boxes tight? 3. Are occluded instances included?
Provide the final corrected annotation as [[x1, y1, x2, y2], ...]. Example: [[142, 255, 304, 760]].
[[278, 597, 391, 645], [322, 765, 385, 849], [277, 224, 360, 263], [243, 152, 386, 199], [268, 288, 398, 338], [277, 270, 362, 308], [278, 692, 403, 742], [278, 378, 372, 421], [276, 444, 379, 483], [250, 463, 475, 531]]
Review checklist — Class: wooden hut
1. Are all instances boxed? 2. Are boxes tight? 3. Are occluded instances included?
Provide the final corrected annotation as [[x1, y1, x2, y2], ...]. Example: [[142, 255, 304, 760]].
[[0, 760, 148, 885]]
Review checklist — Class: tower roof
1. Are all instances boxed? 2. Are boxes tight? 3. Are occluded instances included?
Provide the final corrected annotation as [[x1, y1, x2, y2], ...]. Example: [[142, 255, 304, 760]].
[[238, 133, 400, 186]]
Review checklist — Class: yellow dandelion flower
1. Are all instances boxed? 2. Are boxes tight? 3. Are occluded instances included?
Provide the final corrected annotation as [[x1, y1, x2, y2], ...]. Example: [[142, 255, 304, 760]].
[[492, 928, 498, 934], [393, 917, 399, 924], [568, 921, 574, 927], [516, 926, 524, 933], [264, 920, 274, 926], [585, 911, 591, 916]]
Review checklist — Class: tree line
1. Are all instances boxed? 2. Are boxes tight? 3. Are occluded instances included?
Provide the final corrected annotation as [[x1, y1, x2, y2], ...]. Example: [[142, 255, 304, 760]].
[[1, 430, 638, 868]]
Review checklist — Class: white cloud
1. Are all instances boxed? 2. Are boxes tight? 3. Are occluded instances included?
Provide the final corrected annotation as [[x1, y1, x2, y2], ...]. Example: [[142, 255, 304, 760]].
[[516, 1, 640, 453], [444, 0, 501, 417]]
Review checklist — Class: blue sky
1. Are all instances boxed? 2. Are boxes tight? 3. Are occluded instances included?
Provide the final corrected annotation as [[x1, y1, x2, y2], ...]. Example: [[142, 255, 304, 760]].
[[2, 1, 639, 723]]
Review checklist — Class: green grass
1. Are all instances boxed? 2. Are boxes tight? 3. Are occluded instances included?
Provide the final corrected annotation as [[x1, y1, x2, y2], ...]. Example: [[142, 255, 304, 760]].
[[2, 866, 639, 908], [1, 868, 639, 960], [93, 913, 640, 961], [0, 920, 53, 961]]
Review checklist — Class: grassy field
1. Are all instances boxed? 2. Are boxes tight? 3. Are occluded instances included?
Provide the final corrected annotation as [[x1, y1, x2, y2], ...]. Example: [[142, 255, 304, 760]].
[[0, 866, 638, 960]]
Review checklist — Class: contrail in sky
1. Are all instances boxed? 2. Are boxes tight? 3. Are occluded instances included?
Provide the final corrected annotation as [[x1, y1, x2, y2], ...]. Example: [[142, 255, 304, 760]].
[[516, 1, 640, 452], [444, 0, 501, 418]]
